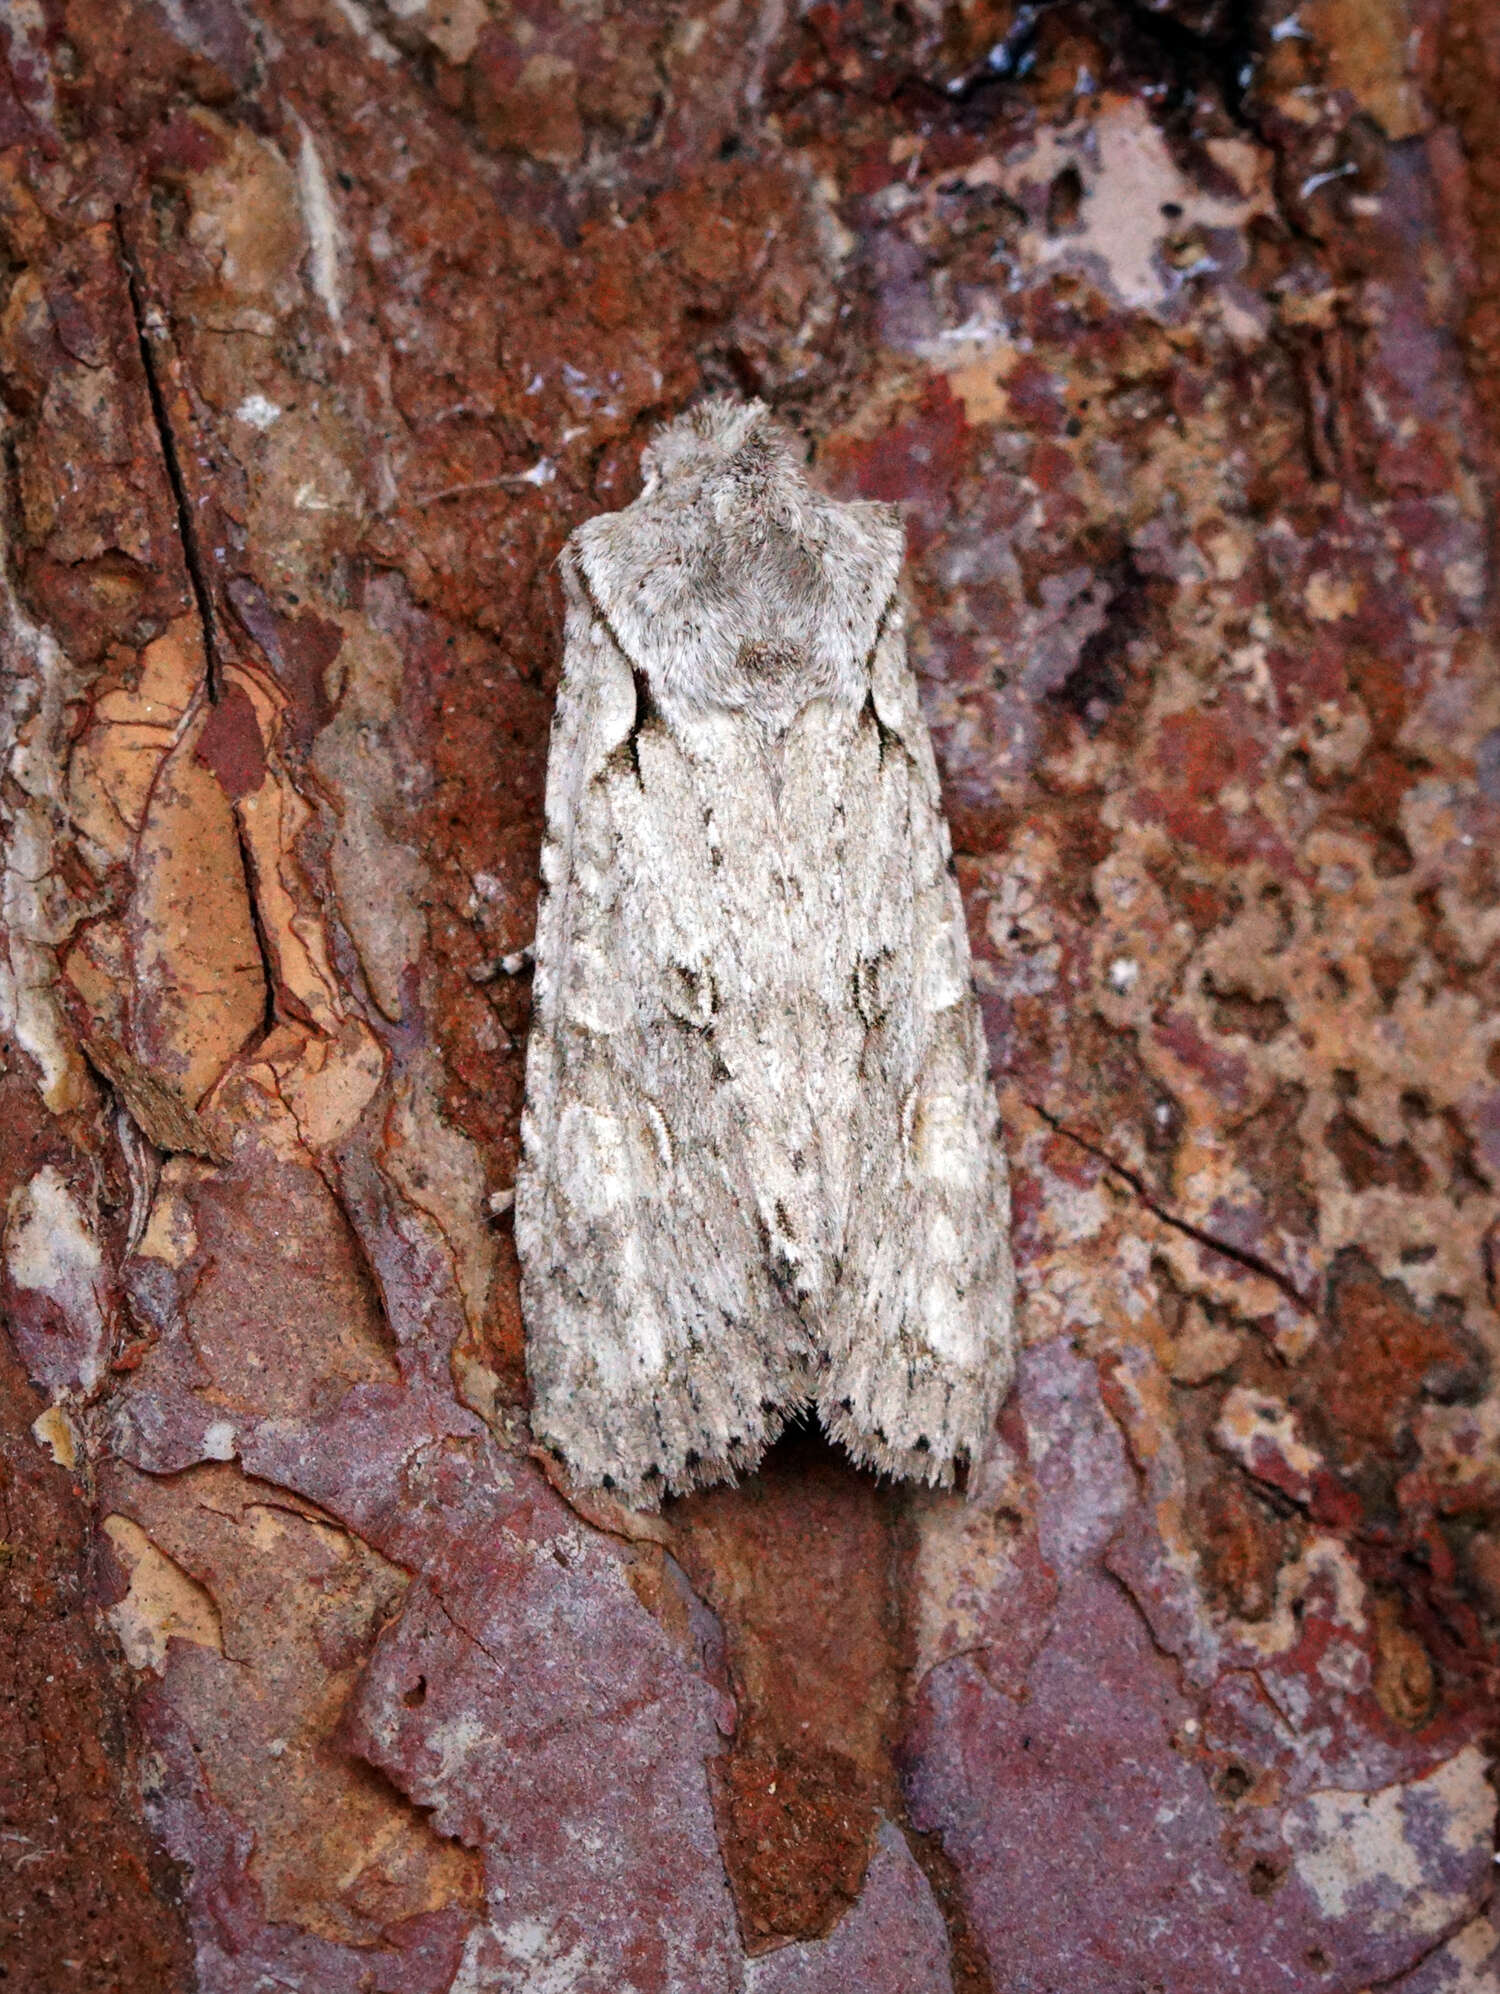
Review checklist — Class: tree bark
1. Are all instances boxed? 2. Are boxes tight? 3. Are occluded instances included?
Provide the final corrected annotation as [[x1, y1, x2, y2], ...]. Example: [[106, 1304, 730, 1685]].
[[1, 3, 1497, 1989]]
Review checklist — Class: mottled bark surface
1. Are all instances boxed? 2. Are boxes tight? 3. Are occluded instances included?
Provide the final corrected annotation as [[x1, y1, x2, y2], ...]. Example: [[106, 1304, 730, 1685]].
[[1, 2, 1497, 1989]]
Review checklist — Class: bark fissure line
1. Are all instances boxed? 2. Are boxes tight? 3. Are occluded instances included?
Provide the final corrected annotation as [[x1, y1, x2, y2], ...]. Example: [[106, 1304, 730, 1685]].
[[1027, 1102, 1316, 1315], [115, 212, 279, 1045], [115, 215, 224, 700]]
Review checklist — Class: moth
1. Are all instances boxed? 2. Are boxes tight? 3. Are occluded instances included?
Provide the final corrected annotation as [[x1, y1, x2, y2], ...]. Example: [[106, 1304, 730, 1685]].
[[516, 399, 1014, 1503]]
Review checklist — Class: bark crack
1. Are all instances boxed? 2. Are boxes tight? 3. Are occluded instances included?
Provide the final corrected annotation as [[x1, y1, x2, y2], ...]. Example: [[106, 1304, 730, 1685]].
[[1363, 1887, 1497, 1988], [115, 213, 280, 1056], [115, 214, 224, 700], [1027, 1102, 1316, 1315]]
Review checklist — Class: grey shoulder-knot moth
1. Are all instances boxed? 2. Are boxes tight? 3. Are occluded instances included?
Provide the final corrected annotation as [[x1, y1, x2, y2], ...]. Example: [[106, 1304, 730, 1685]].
[[515, 397, 1015, 1505]]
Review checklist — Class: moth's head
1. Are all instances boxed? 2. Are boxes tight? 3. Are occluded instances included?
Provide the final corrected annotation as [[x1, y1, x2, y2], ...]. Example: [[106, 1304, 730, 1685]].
[[638, 398, 807, 523], [574, 394, 906, 726]]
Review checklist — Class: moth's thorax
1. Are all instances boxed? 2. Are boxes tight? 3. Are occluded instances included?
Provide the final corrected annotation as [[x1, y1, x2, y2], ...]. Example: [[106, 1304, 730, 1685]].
[[571, 400, 905, 744]]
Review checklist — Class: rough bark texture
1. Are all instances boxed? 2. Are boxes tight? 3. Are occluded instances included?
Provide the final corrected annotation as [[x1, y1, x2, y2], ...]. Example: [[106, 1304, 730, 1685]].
[[1, 2, 1497, 1990]]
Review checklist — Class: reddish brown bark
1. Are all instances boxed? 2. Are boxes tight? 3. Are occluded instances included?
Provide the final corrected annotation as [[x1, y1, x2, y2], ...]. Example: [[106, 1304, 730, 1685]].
[[1, 3, 1497, 1988]]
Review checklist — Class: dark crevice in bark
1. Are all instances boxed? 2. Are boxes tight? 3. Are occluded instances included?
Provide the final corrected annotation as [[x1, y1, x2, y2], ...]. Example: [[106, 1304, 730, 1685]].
[[115, 214, 225, 702], [1363, 1894, 1498, 1989], [883, 1485, 998, 1992], [1029, 1101, 1316, 1315], [235, 825, 281, 1043], [115, 215, 279, 1050], [877, 1459, 997, 1986], [898, 1819, 999, 1994], [1114, 0, 1261, 129], [891, 0, 1261, 134]]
